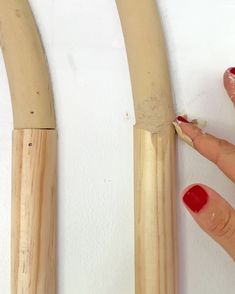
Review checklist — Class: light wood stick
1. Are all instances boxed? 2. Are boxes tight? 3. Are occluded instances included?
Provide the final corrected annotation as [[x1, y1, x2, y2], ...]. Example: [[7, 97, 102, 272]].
[[134, 127, 176, 294], [12, 129, 57, 294], [116, 1, 177, 293], [0, 1, 57, 293]]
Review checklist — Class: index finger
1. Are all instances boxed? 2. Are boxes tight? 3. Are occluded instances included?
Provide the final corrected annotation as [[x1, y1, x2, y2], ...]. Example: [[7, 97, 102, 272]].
[[179, 122, 235, 183]]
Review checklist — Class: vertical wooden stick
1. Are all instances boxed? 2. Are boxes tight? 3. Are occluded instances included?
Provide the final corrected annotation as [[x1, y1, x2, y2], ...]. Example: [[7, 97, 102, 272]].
[[134, 127, 176, 294], [116, 0, 177, 293], [12, 129, 57, 294], [0, 1, 57, 292]]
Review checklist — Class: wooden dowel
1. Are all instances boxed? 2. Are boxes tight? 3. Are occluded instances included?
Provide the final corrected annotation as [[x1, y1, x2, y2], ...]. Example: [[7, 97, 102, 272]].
[[12, 129, 57, 294], [116, 0, 177, 293], [0, 1, 57, 292], [134, 126, 176, 294]]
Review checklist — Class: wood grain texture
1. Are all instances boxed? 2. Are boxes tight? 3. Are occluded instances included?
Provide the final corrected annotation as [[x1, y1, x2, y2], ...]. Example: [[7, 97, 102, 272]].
[[134, 126, 177, 294], [0, 0, 56, 129], [12, 129, 57, 294]]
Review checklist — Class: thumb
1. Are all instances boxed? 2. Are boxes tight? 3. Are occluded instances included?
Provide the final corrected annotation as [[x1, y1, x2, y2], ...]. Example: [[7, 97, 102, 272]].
[[182, 184, 235, 260]]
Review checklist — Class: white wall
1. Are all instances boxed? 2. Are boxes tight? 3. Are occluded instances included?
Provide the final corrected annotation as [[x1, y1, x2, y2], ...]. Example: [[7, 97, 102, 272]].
[[0, 0, 235, 293]]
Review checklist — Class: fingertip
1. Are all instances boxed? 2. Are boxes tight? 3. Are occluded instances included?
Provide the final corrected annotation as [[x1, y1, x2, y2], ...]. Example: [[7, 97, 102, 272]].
[[181, 184, 235, 260], [182, 184, 210, 214], [224, 67, 235, 104], [181, 183, 232, 231], [178, 122, 203, 142], [181, 183, 231, 231]]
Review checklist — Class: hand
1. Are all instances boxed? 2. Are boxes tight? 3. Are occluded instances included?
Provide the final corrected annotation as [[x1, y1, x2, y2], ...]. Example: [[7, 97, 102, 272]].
[[177, 68, 235, 261]]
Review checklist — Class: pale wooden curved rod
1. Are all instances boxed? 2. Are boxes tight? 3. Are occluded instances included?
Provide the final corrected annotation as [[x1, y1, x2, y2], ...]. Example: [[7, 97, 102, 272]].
[[116, 0, 174, 133], [0, 0, 56, 129]]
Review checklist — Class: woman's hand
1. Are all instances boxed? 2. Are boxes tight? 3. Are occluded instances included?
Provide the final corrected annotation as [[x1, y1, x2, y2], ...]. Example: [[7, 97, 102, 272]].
[[177, 68, 235, 261]]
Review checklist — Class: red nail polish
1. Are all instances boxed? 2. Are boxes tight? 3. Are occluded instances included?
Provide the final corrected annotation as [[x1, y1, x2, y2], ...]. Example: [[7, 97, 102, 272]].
[[229, 67, 235, 75], [176, 116, 190, 123], [183, 185, 208, 213]]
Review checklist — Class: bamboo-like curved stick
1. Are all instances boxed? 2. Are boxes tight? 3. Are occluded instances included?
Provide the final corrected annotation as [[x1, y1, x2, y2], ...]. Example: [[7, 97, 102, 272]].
[[116, 1, 177, 293], [0, 1, 57, 293], [0, 0, 56, 129]]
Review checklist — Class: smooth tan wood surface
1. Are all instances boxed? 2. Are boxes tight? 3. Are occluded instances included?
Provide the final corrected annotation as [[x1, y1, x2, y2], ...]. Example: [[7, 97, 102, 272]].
[[134, 126, 177, 294], [12, 129, 57, 294], [116, 0, 174, 133], [0, 0, 56, 129], [116, 0, 177, 293]]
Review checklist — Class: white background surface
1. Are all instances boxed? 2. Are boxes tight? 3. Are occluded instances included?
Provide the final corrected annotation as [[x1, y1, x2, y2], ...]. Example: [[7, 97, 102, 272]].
[[0, 0, 234, 293]]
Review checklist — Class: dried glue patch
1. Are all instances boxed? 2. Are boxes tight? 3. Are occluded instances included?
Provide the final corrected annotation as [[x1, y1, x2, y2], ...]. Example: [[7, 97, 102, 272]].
[[172, 121, 194, 147]]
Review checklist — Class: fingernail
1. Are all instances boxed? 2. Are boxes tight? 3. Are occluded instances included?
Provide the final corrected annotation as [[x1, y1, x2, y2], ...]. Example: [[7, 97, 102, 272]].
[[229, 67, 235, 75], [176, 116, 190, 124], [183, 185, 208, 213]]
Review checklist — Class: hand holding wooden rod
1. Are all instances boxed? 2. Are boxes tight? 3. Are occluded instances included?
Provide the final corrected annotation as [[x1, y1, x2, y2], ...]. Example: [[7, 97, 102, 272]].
[[0, 0, 57, 293], [116, 1, 177, 293]]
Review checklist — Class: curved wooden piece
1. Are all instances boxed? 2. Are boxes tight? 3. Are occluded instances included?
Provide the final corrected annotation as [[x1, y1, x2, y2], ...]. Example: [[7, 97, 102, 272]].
[[0, 0, 56, 129], [116, 0, 174, 133], [0, 1, 57, 293], [116, 1, 177, 293]]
